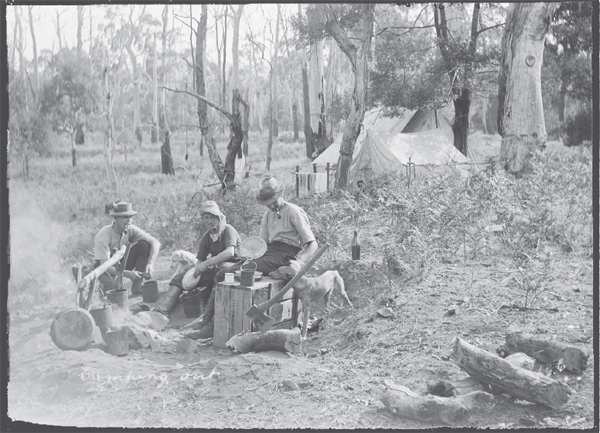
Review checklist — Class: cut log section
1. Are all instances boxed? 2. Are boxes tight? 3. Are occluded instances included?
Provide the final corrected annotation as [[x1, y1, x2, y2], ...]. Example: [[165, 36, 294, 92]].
[[453, 337, 571, 409], [502, 327, 588, 374], [226, 328, 301, 354], [380, 380, 494, 424]]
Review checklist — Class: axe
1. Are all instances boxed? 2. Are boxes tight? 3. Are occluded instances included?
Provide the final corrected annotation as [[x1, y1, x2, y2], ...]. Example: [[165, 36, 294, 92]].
[[246, 243, 329, 332]]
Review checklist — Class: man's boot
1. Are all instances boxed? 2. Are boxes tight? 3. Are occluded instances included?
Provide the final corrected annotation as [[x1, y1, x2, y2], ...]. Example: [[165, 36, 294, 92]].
[[184, 321, 214, 339]]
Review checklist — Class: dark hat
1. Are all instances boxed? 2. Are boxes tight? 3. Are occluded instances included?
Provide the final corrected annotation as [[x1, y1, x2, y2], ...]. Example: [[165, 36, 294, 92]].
[[200, 200, 224, 218], [110, 201, 137, 217], [256, 176, 284, 205]]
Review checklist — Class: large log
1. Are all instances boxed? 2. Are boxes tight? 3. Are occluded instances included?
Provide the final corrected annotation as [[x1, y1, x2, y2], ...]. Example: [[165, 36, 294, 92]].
[[226, 328, 301, 354], [454, 337, 571, 409], [427, 353, 535, 397], [502, 327, 588, 374], [379, 380, 494, 425]]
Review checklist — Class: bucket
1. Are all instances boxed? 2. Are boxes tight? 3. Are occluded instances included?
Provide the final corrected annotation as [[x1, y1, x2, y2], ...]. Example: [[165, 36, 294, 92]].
[[106, 288, 128, 311], [180, 289, 202, 318], [104, 327, 129, 356], [89, 304, 114, 337], [240, 261, 257, 287], [142, 280, 160, 303]]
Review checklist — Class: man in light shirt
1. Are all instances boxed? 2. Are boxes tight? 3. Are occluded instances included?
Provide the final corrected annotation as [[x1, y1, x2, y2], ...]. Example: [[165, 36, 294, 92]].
[[94, 201, 161, 295]]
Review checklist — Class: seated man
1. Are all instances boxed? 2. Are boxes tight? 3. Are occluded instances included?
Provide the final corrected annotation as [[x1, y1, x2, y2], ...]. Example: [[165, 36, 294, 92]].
[[185, 176, 318, 339], [169, 201, 240, 306], [94, 201, 161, 295]]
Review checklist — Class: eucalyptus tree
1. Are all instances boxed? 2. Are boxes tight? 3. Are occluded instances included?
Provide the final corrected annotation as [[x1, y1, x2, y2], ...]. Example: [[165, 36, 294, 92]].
[[498, 2, 559, 174], [318, 3, 375, 188], [39, 48, 98, 167]]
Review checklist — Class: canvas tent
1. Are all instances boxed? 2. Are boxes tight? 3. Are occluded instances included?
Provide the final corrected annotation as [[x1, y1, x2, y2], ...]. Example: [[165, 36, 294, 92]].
[[313, 107, 469, 184]]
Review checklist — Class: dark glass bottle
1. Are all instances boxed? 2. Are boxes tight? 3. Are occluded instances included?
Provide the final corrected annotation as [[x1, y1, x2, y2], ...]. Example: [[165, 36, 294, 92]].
[[351, 230, 360, 260]]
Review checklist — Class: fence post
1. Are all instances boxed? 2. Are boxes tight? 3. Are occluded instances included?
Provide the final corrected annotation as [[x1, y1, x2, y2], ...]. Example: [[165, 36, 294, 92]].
[[296, 166, 300, 197]]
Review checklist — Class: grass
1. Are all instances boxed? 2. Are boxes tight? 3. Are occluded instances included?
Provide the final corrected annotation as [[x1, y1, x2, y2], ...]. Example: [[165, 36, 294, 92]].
[[8, 129, 593, 318], [7, 128, 595, 428]]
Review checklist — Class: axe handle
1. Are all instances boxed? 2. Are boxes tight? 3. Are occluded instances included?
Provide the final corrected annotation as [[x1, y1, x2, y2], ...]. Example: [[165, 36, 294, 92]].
[[77, 245, 127, 290], [255, 243, 329, 312]]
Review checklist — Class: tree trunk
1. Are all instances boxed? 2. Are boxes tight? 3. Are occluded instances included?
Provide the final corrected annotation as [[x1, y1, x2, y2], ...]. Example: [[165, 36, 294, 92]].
[[324, 3, 375, 188], [266, 5, 281, 170], [272, 4, 281, 138], [326, 39, 338, 144], [222, 10, 228, 113], [452, 88, 471, 155], [103, 68, 119, 191], [301, 51, 313, 157], [298, 5, 314, 157], [77, 6, 83, 54], [126, 44, 142, 148], [309, 40, 324, 141], [161, 131, 175, 175], [223, 90, 248, 188], [230, 5, 244, 93], [454, 337, 571, 410], [152, 33, 158, 143], [497, 3, 559, 174], [16, 8, 25, 83], [28, 6, 39, 99], [56, 10, 63, 52], [292, 101, 299, 141], [197, 5, 223, 181], [161, 5, 168, 134]]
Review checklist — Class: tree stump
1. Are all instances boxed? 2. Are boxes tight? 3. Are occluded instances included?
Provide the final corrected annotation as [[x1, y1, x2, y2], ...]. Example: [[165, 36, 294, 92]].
[[502, 327, 588, 373], [226, 328, 301, 354], [380, 380, 494, 424], [453, 337, 571, 409]]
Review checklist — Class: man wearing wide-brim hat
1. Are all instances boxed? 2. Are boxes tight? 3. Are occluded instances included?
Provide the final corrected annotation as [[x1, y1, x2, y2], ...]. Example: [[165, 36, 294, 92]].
[[253, 175, 318, 270], [168, 200, 240, 309], [185, 177, 317, 339], [94, 201, 161, 295]]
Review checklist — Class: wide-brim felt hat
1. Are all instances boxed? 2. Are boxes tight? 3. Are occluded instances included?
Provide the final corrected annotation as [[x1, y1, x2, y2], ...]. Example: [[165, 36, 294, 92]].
[[200, 200, 224, 218], [110, 201, 137, 217], [256, 176, 284, 205]]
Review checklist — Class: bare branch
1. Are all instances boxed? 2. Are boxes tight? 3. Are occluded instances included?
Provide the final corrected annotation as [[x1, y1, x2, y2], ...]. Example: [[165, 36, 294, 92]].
[[476, 22, 505, 36], [162, 86, 232, 120]]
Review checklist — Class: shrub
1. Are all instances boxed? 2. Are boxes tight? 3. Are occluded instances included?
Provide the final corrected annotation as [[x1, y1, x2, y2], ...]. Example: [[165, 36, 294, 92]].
[[564, 107, 591, 147]]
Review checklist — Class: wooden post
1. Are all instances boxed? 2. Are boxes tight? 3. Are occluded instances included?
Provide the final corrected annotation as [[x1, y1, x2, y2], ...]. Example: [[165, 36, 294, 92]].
[[453, 337, 571, 409], [296, 165, 300, 197]]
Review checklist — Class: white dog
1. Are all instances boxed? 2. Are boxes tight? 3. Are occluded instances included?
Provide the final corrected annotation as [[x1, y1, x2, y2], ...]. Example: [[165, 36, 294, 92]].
[[170, 250, 198, 276]]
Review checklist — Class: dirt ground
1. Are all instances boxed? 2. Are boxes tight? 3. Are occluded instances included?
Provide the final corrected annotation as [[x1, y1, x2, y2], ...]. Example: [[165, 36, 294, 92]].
[[7, 248, 595, 429]]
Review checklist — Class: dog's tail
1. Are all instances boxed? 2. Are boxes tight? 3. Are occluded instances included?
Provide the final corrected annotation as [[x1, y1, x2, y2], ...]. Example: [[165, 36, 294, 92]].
[[334, 271, 354, 308]]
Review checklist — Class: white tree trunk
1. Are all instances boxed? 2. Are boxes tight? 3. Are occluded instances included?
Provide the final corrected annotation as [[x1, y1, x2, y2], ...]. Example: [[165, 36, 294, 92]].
[[498, 2, 559, 174], [308, 40, 324, 135]]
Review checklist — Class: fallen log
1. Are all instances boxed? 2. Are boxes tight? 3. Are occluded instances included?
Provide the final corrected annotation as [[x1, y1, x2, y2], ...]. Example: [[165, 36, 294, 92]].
[[501, 327, 588, 374], [380, 380, 494, 425], [427, 353, 536, 397], [453, 337, 571, 409], [226, 328, 301, 354]]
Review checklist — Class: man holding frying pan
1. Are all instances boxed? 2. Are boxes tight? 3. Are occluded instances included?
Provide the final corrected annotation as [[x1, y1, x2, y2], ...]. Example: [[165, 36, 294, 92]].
[[168, 200, 240, 306], [185, 176, 318, 339]]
